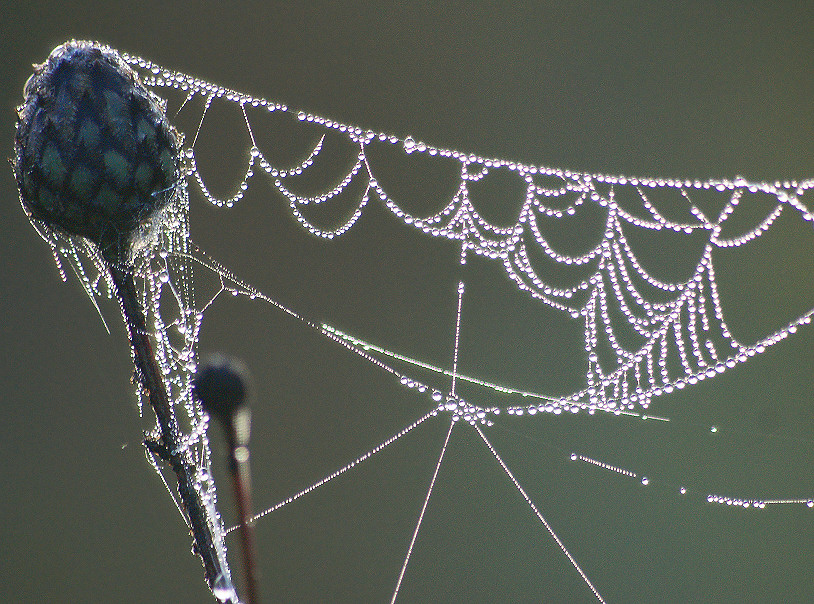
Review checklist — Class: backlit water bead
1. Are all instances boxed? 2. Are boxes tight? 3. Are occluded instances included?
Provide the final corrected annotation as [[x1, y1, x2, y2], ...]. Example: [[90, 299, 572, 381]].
[[14, 40, 181, 263]]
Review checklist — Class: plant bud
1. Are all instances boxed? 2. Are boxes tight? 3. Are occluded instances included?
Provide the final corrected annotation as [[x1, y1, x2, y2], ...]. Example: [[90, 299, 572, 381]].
[[14, 40, 181, 263]]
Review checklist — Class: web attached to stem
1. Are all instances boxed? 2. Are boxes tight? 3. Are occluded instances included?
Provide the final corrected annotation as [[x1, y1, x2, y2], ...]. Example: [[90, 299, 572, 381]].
[[32, 49, 814, 601]]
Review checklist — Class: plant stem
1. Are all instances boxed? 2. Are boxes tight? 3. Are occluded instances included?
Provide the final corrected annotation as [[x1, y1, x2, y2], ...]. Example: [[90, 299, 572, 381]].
[[108, 261, 239, 603], [226, 414, 260, 604]]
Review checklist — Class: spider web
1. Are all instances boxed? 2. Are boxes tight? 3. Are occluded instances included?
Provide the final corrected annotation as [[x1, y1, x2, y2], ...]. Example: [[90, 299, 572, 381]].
[[29, 49, 814, 602], [131, 54, 814, 417]]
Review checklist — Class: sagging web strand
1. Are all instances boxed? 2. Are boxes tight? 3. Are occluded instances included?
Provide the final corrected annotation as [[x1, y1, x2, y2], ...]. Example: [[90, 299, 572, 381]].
[[124, 51, 813, 419]]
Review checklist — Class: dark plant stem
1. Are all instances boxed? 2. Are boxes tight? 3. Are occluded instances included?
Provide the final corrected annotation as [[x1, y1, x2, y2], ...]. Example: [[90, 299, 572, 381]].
[[225, 418, 260, 604], [109, 261, 238, 603]]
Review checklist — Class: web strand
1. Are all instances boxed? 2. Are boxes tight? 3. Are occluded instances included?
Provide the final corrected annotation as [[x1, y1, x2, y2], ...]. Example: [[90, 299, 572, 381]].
[[235, 410, 438, 530], [390, 419, 455, 603], [473, 424, 606, 603], [450, 281, 465, 397]]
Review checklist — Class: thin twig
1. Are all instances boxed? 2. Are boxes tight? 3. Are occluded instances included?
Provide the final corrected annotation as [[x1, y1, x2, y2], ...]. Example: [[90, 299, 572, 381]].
[[109, 262, 239, 603], [226, 414, 260, 604], [193, 355, 260, 604]]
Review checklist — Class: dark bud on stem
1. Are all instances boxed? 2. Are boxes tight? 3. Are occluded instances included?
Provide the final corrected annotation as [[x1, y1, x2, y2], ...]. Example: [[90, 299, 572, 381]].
[[13, 40, 181, 264], [194, 355, 260, 604], [193, 355, 252, 432]]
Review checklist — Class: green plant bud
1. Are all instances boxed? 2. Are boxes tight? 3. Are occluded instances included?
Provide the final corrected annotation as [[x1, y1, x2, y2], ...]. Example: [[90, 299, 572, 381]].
[[14, 40, 181, 263]]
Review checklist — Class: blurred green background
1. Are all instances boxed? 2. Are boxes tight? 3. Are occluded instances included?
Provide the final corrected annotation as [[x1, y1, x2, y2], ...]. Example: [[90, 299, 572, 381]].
[[2, 3, 813, 602]]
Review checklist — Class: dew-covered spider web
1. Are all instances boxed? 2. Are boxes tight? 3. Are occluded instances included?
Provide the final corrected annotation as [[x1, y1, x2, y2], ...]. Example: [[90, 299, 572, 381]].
[[27, 48, 814, 602]]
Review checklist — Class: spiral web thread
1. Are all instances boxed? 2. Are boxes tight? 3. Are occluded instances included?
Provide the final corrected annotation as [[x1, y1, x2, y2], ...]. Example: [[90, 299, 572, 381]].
[[123, 52, 814, 417], [28, 48, 814, 602]]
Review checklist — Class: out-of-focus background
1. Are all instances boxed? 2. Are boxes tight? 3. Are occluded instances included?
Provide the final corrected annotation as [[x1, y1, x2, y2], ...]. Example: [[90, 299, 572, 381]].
[[2, 3, 813, 602]]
